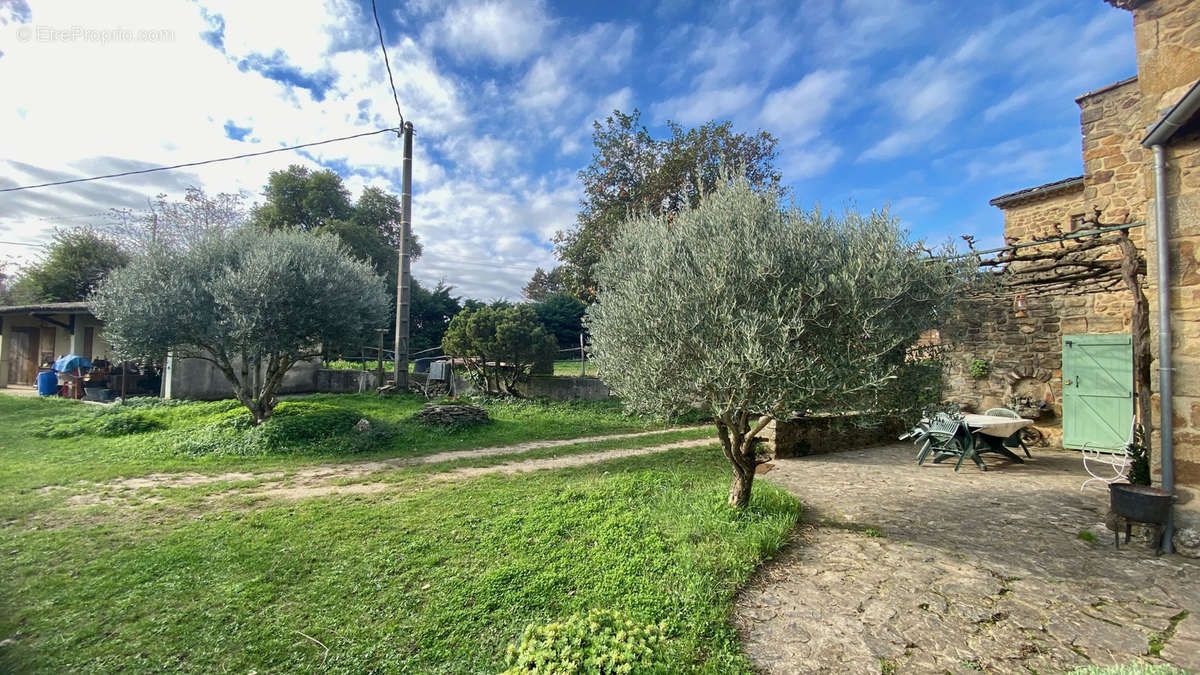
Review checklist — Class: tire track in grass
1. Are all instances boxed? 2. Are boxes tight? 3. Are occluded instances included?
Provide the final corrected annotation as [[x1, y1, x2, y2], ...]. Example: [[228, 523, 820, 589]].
[[240, 437, 720, 502]]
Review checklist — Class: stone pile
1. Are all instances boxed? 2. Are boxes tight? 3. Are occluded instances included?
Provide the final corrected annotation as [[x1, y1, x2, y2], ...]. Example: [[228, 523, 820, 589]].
[[414, 403, 491, 426]]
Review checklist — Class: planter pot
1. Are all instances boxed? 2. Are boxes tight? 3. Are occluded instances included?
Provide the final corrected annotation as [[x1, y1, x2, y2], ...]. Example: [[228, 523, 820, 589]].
[[1110, 483, 1172, 525]]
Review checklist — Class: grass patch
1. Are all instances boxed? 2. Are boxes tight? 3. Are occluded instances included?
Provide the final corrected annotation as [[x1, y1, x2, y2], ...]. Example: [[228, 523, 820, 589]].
[[1078, 529, 1097, 543], [0, 448, 798, 673], [0, 393, 676, 492], [551, 359, 595, 377]]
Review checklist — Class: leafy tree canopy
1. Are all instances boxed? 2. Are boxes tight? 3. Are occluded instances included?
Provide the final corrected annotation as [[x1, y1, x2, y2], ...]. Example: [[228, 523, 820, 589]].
[[254, 167, 421, 290], [10, 228, 129, 303], [522, 266, 565, 302], [586, 177, 970, 508], [442, 304, 556, 395], [555, 109, 781, 301], [251, 165, 352, 231], [106, 186, 247, 253], [410, 280, 462, 354], [91, 228, 389, 424], [532, 292, 586, 349]]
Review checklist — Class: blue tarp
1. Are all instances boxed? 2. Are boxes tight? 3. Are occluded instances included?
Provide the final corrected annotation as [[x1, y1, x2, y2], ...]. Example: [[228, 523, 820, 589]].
[[52, 354, 92, 372]]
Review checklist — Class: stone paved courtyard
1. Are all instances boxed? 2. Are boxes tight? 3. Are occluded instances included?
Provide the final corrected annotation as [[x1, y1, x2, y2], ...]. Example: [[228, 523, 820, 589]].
[[735, 443, 1199, 674]]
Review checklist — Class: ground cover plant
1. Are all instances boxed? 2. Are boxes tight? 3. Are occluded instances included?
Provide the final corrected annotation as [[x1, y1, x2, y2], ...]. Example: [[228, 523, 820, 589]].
[[0, 393, 688, 519], [0, 442, 798, 673]]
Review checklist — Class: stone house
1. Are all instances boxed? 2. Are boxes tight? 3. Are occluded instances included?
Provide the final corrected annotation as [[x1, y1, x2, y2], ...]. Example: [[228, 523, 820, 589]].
[[946, 0, 1199, 534]]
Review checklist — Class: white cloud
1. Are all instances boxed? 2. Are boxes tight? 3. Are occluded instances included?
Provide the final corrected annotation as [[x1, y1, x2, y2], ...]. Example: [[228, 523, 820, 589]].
[[759, 69, 851, 143], [429, 0, 551, 65], [780, 143, 842, 180], [651, 84, 760, 127]]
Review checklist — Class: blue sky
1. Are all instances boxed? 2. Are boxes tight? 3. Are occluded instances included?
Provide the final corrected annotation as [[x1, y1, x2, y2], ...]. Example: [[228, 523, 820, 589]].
[[0, 0, 1136, 300]]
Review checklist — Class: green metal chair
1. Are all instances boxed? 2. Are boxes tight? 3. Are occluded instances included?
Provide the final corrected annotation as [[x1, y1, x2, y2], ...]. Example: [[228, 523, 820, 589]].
[[984, 407, 1032, 458], [915, 413, 975, 471]]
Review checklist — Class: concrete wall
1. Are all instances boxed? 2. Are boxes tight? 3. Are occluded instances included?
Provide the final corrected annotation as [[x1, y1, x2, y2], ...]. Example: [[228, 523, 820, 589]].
[[521, 375, 611, 401], [165, 357, 378, 400]]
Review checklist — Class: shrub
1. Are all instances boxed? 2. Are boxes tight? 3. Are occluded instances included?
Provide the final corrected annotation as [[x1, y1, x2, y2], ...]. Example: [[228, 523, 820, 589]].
[[968, 359, 990, 379], [172, 402, 375, 457], [93, 411, 165, 436], [503, 609, 669, 674]]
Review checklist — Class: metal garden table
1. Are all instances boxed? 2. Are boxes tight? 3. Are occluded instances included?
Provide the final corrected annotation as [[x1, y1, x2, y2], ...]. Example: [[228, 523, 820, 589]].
[[961, 414, 1034, 466]]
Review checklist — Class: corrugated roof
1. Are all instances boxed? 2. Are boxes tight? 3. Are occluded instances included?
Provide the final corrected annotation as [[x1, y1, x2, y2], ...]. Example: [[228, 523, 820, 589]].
[[989, 175, 1085, 208], [0, 301, 93, 316]]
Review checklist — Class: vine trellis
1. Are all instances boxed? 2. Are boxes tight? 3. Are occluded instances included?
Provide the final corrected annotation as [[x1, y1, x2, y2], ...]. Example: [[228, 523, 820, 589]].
[[934, 208, 1153, 453]]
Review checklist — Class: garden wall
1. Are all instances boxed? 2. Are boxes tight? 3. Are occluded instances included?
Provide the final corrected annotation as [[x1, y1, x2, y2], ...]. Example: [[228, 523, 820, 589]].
[[165, 357, 378, 400], [760, 415, 906, 458], [521, 375, 610, 401]]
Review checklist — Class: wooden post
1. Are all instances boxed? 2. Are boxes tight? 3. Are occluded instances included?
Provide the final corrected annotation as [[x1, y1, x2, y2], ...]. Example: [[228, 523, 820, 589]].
[[376, 328, 386, 388], [393, 121, 414, 389], [579, 333, 585, 377]]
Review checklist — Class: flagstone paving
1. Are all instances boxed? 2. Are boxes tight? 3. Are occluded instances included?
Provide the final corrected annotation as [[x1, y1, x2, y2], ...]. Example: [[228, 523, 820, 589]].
[[736, 443, 1199, 674]]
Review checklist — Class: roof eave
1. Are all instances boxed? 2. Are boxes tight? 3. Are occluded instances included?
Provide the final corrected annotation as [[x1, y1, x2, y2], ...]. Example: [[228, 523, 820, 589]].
[[0, 302, 93, 316], [989, 176, 1086, 208]]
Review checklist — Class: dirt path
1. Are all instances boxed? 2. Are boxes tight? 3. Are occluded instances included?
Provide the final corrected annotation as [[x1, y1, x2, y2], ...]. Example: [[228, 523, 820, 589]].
[[735, 443, 1200, 673], [242, 437, 716, 501], [94, 427, 706, 492]]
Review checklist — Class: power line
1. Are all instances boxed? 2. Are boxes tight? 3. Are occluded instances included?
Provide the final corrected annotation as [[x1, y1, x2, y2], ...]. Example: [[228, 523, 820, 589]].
[[0, 240, 45, 247], [371, 0, 405, 127], [0, 127, 400, 194]]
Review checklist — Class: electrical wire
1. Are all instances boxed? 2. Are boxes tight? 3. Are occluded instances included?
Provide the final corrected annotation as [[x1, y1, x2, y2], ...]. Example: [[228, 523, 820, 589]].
[[371, 0, 406, 127], [0, 127, 400, 194]]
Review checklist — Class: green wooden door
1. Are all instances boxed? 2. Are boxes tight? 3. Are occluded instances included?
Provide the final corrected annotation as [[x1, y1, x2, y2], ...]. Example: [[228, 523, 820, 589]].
[[1062, 334, 1133, 451]]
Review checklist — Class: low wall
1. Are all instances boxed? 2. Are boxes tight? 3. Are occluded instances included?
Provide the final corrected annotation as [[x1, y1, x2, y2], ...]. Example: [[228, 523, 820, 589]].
[[521, 375, 610, 401], [761, 414, 905, 458], [166, 356, 378, 400], [411, 370, 611, 402]]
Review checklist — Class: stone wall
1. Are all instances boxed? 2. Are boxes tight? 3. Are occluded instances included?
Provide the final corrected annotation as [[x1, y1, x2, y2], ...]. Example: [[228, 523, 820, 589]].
[[1125, 0, 1200, 521], [760, 415, 905, 458], [1079, 78, 1149, 229]]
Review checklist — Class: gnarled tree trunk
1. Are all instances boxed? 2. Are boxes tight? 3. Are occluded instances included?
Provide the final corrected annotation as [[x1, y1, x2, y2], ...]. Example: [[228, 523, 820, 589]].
[[717, 412, 773, 509]]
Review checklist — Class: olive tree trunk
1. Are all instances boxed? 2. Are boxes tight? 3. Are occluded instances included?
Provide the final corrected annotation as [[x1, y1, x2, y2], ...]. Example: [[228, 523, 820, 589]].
[[716, 412, 773, 509]]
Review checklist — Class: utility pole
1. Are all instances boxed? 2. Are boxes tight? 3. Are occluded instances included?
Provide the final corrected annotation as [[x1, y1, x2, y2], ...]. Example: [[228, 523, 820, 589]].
[[393, 121, 414, 389]]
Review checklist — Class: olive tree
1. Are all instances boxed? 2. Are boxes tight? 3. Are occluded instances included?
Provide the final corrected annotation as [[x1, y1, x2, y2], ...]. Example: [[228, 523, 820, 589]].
[[91, 228, 389, 424], [586, 178, 966, 508]]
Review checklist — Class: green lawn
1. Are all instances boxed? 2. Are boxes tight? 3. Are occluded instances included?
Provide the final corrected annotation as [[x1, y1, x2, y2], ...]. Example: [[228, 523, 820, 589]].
[[552, 359, 595, 377], [0, 394, 798, 672]]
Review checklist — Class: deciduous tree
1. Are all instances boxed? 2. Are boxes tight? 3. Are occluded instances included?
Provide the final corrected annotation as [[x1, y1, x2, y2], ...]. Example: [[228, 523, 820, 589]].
[[586, 177, 967, 508], [522, 266, 565, 302], [106, 186, 247, 253], [13, 228, 129, 302], [91, 229, 388, 424], [555, 110, 781, 300]]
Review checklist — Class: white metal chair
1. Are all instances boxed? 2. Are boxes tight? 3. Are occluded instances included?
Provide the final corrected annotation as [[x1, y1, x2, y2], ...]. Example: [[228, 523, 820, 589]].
[[1080, 420, 1136, 491]]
